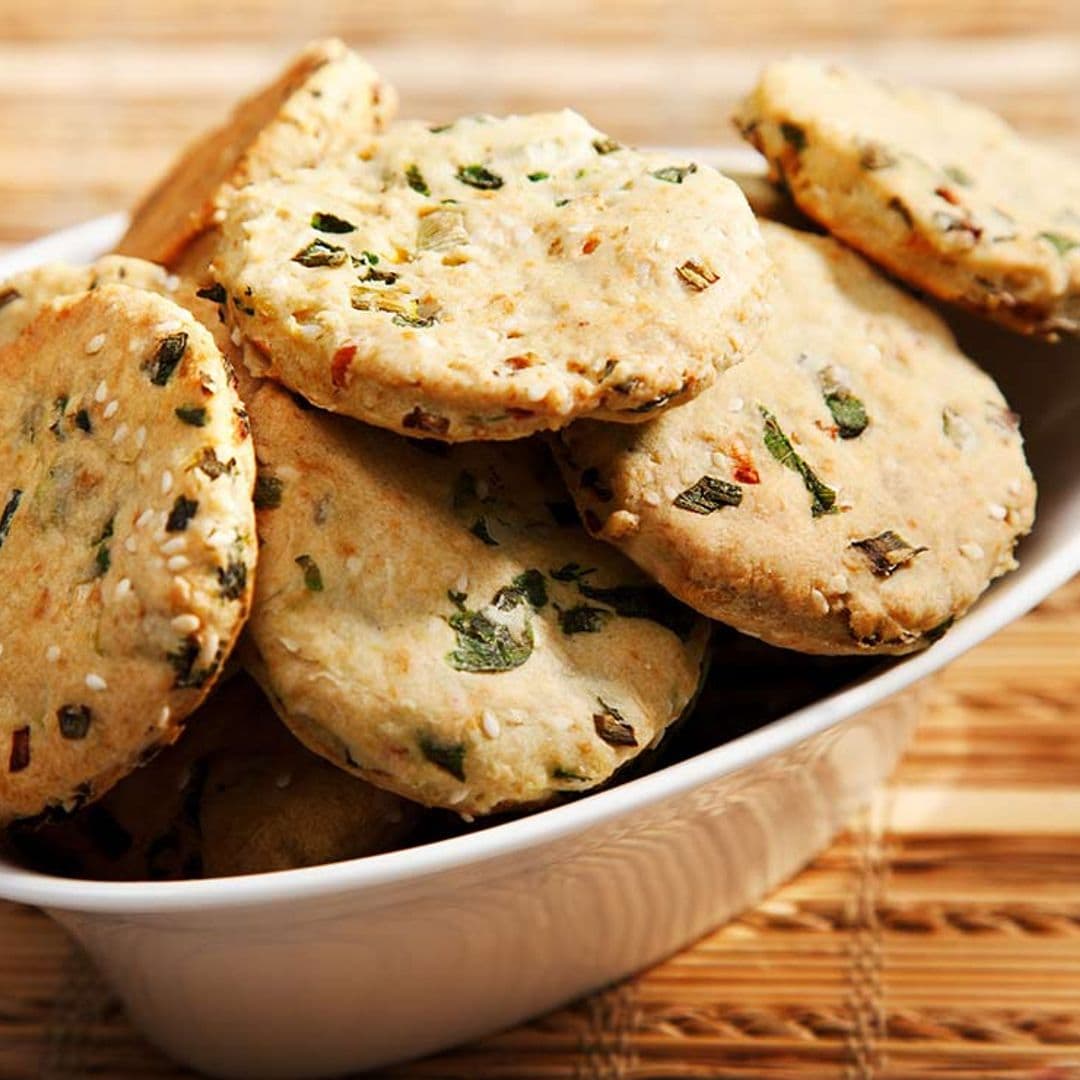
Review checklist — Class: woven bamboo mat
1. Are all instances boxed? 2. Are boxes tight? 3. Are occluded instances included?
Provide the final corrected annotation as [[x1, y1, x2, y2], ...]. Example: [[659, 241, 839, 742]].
[[0, 575, 1075, 1080]]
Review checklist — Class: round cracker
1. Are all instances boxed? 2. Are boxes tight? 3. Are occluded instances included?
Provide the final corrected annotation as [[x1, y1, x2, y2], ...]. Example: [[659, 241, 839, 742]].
[[557, 221, 1036, 655], [215, 109, 771, 440], [0, 285, 256, 821], [241, 379, 709, 815], [115, 39, 397, 268], [735, 58, 1080, 338]]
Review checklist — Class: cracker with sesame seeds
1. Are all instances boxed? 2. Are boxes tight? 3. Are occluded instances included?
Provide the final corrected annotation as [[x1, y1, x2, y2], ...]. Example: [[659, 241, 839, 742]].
[[557, 221, 1036, 655], [0, 284, 256, 822], [114, 38, 397, 269], [240, 376, 709, 815], [735, 58, 1080, 338], [214, 109, 771, 441], [10, 674, 421, 879]]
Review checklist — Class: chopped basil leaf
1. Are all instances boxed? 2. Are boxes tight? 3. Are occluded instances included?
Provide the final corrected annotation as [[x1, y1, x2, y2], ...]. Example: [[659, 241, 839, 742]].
[[175, 405, 207, 427], [293, 239, 349, 268], [558, 604, 610, 635], [493, 569, 548, 611], [418, 734, 466, 781], [470, 517, 499, 546], [57, 704, 92, 740], [310, 211, 356, 234], [405, 164, 430, 196], [652, 163, 697, 184], [527, 171, 550, 181], [1039, 231, 1079, 256], [0, 489, 23, 550], [851, 531, 927, 576], [166, 636, 217, 690], [195, 283, 227, 304], [144, 333, 188, 386], [295, 554, 324, 591], [673, 476, 743, 514], [456, 164, 504, 190], [592, 137, 621, 154], [577, 582, 697, 640], [166, 496, 198, 533], [550, 562, 595, 582], [779, 121, 807, 151], [253, 473, 284, 509], [594, 699, 637, 747], [760, 407, 837, 517], [676, 260, 719, 291], [446, 605, 534, 673], [93, 543, 111, 577], [824, 389, 869, 439]]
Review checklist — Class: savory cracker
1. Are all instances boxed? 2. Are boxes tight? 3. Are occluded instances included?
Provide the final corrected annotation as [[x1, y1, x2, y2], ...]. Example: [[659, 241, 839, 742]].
[[0, 285, 256, 821], [215, 110, 771, 440], [241, 378, 709, 814], [114, 38, 397, 268], [735, 58, 1080, 337], [558, 222, 1036, 655]]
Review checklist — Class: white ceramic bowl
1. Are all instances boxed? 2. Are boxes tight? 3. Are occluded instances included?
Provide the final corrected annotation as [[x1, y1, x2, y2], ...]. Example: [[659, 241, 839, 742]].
[[1, 151, 1078, 1079]]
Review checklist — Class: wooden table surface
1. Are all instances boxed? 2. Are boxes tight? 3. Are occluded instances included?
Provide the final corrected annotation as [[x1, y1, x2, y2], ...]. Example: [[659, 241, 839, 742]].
[[1, 2, 1078, 1077]]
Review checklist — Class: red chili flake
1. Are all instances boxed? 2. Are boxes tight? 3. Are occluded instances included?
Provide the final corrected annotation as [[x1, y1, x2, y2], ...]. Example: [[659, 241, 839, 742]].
[[934, 186, 961, 206], [728, 445, 760, 485], [505, 355, 533, 370], [582, 236, 600, 255], [9, 727, 30, 772], [331, 344, 358, 389], [815, 419, 841, 439]]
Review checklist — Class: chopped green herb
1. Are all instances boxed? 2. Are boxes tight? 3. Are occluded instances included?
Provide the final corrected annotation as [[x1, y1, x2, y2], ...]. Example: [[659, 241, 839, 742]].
[[166, 636, 216, 690], [470, 517, 498, 546], [0, 489, 23, 550], [57, 704, 92, 740], [851, 531, 927, 576], [417, 206, 468, 251], [760, 407, 837, 517], [429, 123, 452, 134], [446, 605, 534, 673], [527, 171, 550, 181], [779, 121, 807, 151], [558, 604, 610, 635], [577, 582, 697, 640], [593, 699, 637, 747], [552, 765, 588, 782], [92, 516, 114, 546], [456, 164, 504, 190], [175, 405, 207, 427], [493, 570, 548, 611], [166, 496, 198, 533], [554, 197, 571, 208], [217, 557, 247, 601], [253, 473, 284, 509], [74, 409, 92, 434], [824, 389, 869, 439], [1038, 231, 1079, 256], [943, 165, 973, 187], [94, 543, 111, 577], [195, 283, 227, 304], [418, 734, 467, 781], [144, 333, 188, 386], [673, 476, 743, 514], [49, 395, 69, 440], [652, 163, 697, 184], [592, 137, 621, 154], [9, 727, 30, 773], [676, 260, 719, 291], [405, 164, 430, 195], [550, 562, 595, 582], [295, 554, 324, 592], [359, 251, 380, 265], [310, 211, 356, 234], [292, 239, 349, 268]]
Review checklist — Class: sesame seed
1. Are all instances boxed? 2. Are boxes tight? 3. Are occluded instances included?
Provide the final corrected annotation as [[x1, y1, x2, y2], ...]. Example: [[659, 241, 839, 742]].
[[161, 470, 173, 495], [201, 627, 220, 664], [987, 503, 1008, 520], [810, 588, 829, 615], [94, 380, 108, 403], [729, 397, 745, 412], [173, 576, 192, 602], [85, 673, 107, 692], [161, 537, 187, 555], [448, 789, 469, 805], [85, 333, 106, 355], [46, 645, 60, 663], [960, 542, 984, 560], [171, 613, 201, 634], [134, 426, 147, 450], [114, 578, 132, 601], [167, 555, 190, 572], [111, 422, 129, 444], [481, 711, 501, 739], [124, 536, 138, 554], [103, 399, 119, 420], [135, 508, 154, 529]]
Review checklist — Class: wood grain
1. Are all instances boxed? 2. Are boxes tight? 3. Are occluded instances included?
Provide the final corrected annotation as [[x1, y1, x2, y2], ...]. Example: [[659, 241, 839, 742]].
[[0, 2, 1078, 1077]]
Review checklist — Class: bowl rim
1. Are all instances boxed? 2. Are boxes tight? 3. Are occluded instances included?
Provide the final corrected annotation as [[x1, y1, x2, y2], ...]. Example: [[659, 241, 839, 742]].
[[1, 149, 1077, 914]]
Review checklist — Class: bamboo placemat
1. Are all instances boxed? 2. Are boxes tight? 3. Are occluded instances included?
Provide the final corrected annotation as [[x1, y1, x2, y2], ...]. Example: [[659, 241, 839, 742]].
[[1, 3, 1079, 1076]]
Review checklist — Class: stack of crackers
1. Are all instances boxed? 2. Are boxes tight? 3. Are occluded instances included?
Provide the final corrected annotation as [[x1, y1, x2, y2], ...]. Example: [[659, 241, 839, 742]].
[[3, 42, 1072, 879]]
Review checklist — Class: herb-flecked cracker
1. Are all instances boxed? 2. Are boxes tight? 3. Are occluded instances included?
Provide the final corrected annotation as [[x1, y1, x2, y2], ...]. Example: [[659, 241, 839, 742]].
[[0, 284, 256, 822], [215, 109, 771, 440], [735, 58, 1080, 337], [240, 377, 709, 815], [114, 38, 397, 269], [557, 222, 1036, 655]]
